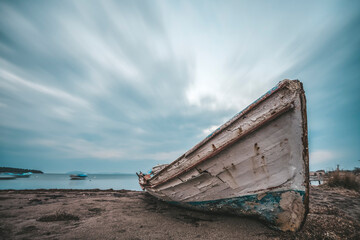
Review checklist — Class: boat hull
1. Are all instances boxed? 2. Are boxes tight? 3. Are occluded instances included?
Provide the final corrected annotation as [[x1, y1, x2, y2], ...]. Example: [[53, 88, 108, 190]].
[[168, 190, 305, 231], [70, 177, 87, 180], [138, 80, 309, 232]]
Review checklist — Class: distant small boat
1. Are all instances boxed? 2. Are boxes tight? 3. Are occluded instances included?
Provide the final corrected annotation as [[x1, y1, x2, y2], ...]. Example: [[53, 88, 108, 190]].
[[138, 80, 309, 232], [70, 174, 88, 180], [9, 172, 32, 178], [0, 173, 16, 180]]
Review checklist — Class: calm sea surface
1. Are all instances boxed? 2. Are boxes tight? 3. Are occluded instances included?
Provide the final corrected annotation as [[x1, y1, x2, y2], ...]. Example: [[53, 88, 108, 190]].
[[0, 174, 324, 191], [0, 173, 142, 191]]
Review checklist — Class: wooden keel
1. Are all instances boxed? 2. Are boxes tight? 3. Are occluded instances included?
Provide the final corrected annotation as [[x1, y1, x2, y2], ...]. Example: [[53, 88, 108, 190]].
[[138, 79, 309, 232]]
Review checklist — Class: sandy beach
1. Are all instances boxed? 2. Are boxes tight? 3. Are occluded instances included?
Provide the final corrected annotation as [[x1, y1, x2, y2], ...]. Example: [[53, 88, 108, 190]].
[[0, 186, 359, 240]]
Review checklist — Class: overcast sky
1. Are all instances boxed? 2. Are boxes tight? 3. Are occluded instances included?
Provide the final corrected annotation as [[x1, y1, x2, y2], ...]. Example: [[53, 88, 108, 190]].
[[1, 0, 359, 173]]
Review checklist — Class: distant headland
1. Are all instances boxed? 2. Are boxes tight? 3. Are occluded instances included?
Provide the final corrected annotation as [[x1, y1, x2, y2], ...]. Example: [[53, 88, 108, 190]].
[[0, 167, 43, 174]]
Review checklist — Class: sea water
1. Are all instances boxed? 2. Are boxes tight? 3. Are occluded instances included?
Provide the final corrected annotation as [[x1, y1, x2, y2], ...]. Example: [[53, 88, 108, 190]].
[[1, 174, 324, 191], [0, 173, 142, 191]]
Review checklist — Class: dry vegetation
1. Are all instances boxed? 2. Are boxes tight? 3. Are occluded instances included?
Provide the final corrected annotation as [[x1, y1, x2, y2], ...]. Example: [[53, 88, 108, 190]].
[[327, 171, 360, 192]]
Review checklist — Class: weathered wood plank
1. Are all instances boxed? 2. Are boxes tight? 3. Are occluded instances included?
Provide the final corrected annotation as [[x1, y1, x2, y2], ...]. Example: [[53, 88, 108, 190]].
[[149, 93, 295, 187]]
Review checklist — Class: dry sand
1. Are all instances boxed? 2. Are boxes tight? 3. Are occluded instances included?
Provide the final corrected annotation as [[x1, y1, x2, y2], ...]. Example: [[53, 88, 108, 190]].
[[0, 186, 359, 240]]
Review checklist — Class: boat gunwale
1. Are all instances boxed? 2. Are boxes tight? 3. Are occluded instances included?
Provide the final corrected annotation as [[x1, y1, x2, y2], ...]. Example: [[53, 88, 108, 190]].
[[146, 80, 299, 187], [147, 81, 289, 182], [147, 102, 295, 188]]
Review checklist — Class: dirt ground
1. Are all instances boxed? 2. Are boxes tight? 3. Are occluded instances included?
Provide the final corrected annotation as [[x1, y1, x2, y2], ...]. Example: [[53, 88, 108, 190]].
[[0, 186, 359, 240]]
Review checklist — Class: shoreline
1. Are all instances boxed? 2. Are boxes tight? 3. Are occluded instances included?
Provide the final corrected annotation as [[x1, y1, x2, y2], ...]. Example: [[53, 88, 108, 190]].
[[0, 186, 359, 239]]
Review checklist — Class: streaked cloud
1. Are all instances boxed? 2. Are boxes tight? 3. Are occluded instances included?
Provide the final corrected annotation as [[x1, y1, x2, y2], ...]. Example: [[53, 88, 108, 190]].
[[0, 70, 90, 107], [310, 150, 337, 164]]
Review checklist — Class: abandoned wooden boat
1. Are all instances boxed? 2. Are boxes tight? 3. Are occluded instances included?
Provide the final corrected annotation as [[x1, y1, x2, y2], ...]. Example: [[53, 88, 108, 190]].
[[137, 79, 309, 232]]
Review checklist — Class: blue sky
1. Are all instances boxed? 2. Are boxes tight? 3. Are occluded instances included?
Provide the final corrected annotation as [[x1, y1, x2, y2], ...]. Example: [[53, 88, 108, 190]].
[[0, 0, 359, 173]]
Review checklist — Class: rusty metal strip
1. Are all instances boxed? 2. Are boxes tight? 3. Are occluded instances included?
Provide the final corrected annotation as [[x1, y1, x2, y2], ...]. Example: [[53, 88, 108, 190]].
[[148, 103, 295, 188]]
